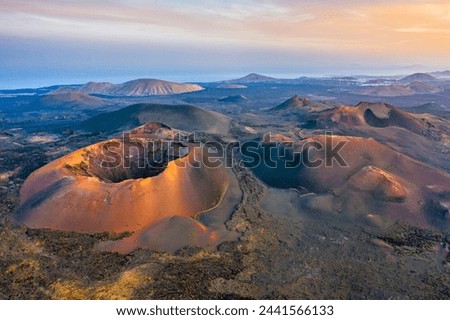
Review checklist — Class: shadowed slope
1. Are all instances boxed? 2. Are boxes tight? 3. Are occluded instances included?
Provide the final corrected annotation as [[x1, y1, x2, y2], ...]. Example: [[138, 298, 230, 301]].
[[96, 216, 218, 254], [269, 95, 332, 114], [39, 93, 107, 108], [406, 103, 450, 118], [218, 95, 248, 103], [20, 92, 113, 111], [81, 103, 231, 135]]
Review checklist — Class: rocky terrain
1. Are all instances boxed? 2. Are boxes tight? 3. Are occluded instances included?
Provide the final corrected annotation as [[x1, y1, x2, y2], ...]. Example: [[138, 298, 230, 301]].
[[0, 74, 449, 299]]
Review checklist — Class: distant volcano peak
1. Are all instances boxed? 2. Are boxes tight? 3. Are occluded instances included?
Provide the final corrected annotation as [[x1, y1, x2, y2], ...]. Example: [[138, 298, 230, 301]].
[[48, 78, 204, 96], [269, 95, 331, 113], [228, 73, 276, 83]]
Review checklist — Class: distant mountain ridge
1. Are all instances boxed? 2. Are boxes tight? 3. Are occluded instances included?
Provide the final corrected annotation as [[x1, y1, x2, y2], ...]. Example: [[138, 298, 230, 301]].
[[405, 102, 450, 118], [39, 92, 108, 109], [355, 81, 442, 96], [49, 78, 204, 96], [399, 73, 437, 82], [428, 70, 450, 79], [225, 73, 276, 83], [218, 95, 248, 103]]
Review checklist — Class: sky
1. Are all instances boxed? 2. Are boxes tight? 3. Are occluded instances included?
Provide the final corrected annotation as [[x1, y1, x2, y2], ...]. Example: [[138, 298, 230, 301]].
[[0, 0, 449, 88]]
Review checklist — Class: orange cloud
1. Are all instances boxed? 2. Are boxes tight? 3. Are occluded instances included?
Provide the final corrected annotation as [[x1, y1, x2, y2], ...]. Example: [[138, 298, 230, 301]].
[[1, 0, 449, 63]]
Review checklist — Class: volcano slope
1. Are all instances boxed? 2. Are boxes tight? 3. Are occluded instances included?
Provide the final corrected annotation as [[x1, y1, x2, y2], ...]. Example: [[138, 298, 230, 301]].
[[304, 101, 450, 171], [13, 122, 240, 253], [268, 95, 333, 116], [80, 103, 231, 135], [2, 96, 450, 299], [249, 134, 450, 230]]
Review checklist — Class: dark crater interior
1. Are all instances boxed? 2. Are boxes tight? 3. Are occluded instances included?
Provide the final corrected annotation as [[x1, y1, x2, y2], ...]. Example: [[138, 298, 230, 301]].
[[67, 139, 189, 183]]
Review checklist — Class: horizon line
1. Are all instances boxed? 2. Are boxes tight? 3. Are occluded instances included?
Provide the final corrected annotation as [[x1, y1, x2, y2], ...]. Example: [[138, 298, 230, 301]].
[[1, 69, 449, 90]]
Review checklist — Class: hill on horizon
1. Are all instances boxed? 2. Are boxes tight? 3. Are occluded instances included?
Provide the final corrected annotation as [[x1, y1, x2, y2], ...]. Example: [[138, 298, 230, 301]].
[[225, 73, 277, 83], [15, 92, 116, 112], [38, 92, 109, 109], [399, 73, 438, 83], [218, 94, 248, 103], [49, 78, 204, 96], [355, 81, 442, 96], [428, 70, 450, 78]]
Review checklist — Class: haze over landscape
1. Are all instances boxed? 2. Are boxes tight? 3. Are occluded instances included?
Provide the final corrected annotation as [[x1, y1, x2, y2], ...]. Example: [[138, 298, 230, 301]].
[[1, 0, 450, 88]]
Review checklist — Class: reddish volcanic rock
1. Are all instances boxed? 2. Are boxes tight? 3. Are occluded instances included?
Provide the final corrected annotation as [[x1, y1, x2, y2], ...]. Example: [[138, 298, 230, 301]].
[[13, 123, 237, 252]]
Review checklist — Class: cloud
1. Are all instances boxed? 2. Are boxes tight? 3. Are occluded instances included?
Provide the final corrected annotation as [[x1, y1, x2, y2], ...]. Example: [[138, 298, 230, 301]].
[[0, 0, 325, 57], [1, 0, 449, 53]]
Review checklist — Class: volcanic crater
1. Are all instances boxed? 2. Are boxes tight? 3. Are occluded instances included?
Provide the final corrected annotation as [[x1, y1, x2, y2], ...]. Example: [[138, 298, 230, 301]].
[[13, 123, 239, 252]]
